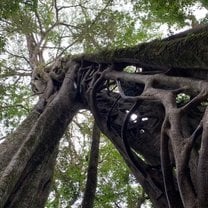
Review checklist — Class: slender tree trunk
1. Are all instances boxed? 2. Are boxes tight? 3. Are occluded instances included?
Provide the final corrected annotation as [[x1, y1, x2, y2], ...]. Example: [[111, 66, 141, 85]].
[[82, 122, 100, 208]]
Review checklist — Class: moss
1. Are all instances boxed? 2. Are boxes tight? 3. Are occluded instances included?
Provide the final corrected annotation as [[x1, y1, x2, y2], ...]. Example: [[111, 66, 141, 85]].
[[71, 27, 208, 71]]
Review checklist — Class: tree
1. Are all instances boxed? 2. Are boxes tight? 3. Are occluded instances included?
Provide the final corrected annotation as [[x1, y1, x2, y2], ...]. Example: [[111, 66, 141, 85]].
[[1, 23, 208, 208], [1, 1, 208, 208]]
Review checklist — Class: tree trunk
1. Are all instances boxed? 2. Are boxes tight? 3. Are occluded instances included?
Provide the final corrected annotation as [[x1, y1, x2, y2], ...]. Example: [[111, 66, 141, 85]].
[[0, 62, 81, 207], [82, 122, 100, 208]]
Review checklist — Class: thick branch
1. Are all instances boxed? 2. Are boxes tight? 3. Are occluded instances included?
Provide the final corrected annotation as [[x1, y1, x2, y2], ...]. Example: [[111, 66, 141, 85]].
[[74, 24, 208, 71]]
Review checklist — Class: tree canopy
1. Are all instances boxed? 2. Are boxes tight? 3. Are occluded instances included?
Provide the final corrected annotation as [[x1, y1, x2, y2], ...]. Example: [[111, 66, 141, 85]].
[[0, 1, 208, 208]]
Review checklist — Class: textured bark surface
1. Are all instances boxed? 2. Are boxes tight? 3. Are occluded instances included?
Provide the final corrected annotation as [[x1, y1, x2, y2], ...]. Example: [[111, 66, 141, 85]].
[[82, 123, 100, 208], [74, 24, 208, 71], [1, 25, 208, 208], [0, 62, 82, 207]]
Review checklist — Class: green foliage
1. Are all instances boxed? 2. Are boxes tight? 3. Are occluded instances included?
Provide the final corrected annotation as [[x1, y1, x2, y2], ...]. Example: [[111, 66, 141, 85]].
[[94, 138, 145, 207], [45, 112, 93, 208], [0, 0, 37, 53], [176, 93, 191, 105], [74, 5, 154, 52], [133, 0, 198, 27], [200, 0, 208, 9], [0, 81, 33, 134], [0, 37, 6, 52], [0, 0, 37, 19]]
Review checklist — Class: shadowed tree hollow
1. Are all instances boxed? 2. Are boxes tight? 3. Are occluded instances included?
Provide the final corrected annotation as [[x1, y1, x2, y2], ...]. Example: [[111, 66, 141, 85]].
[[1, 25, 208, 208]]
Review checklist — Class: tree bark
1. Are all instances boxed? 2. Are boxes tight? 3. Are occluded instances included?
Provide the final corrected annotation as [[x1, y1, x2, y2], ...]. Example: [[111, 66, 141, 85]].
[[0, 62, 81, 208], [75, 24, 208, 71], [82, 122, 100, 208]]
